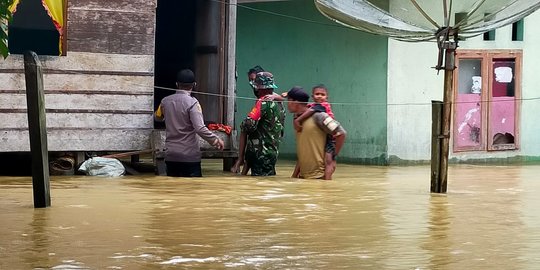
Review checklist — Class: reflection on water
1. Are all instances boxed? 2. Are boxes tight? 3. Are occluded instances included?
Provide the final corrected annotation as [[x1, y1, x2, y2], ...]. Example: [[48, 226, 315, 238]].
[[1, 162, 540, 269]]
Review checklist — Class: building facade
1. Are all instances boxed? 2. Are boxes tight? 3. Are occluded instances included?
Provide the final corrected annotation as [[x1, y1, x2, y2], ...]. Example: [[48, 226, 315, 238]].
[[235, 0, 389, 164], [239, 0, 540, 165], [0, 0, 236, 159], [387, 5, 540, 164], [0, 0, 157, 152], [3, 0, 536, 166]]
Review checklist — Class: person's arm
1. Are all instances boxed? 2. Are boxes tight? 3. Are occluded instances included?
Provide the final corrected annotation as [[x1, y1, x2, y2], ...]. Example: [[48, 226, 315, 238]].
[[293, 109, 315, 132], [333, 127, 347, 157], [292, 162, 300, 178], [312, 112, 346, 156], [234, 100, 266, 173], [294, 104, 326, 131], [230, 131, 247, 173], [237, 131, 247, 162], [154, 104, 164, 122], [240, 99, 265, 134], [241, 162, 250, 175], [262, 93, 285, 102], [189, 102, 224, 149]]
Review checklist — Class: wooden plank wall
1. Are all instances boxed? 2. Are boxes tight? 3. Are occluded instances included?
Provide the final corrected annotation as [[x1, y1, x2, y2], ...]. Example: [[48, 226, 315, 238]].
[[0, 0, 157, 152]]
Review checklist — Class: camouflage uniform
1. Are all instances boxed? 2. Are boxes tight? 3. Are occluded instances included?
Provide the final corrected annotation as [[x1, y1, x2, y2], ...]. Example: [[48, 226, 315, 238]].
[[240, 72, 285, 176], [241, 101, 285, 175]]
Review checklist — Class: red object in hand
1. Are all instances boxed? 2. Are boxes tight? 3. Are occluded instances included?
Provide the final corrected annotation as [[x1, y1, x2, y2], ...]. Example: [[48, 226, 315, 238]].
[[207, 123, 232, 135]]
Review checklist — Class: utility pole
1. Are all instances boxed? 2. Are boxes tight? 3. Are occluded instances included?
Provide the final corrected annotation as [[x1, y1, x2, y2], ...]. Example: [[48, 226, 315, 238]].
[[431, 28, 457, 193]]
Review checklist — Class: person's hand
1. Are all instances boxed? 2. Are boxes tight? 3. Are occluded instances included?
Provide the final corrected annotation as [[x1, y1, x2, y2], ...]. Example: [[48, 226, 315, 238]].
[[213, 138, 225, 150], [262, 94, 275, 101], [263, 93, 285, 102], [293, 119, 303, 132], [230, 159, 244, 173]]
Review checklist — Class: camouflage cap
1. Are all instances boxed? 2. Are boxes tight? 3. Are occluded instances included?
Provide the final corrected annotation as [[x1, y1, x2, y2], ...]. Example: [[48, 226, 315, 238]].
[[248, 65, 265, 75], [253, 72, 278, 90]]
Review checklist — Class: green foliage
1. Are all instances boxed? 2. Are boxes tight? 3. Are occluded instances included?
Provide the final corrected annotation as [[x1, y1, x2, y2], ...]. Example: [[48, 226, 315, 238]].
[[0, 0, 14, 59]]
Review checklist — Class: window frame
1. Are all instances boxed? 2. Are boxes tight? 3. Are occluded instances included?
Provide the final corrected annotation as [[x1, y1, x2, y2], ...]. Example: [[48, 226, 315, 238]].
[[486, 51, 522, 151], [61, 0, 68, 56], [8, 0, 68, 56], [512, 19, 524, 41], [452, 49, 522, 153]]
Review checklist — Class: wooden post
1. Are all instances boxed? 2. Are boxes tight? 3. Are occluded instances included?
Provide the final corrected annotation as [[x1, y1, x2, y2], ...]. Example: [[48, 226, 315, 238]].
[[24, 51, 51, 208], [224, 0, 238, 171], [223, 157, 234, 172], [437, 47, 456, 193], [152, 130, 167, 176], [431, 100, 443, 192], [225, 0, 237, 128], [194, 0, 221, 124], [431, 27, 456, 193]]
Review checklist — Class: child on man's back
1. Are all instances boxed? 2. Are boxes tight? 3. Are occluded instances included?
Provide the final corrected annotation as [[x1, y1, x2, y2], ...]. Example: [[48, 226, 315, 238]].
[[293, 84, 337, 180]]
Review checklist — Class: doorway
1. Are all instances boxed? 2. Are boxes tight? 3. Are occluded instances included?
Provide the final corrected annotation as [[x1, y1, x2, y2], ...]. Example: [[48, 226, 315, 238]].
[[154, 0, 196, 128], [154, 0, 226, 128]]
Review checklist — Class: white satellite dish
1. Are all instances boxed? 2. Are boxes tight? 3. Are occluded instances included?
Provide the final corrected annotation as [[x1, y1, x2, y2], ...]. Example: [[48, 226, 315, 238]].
[[315, 0, 540, 41]]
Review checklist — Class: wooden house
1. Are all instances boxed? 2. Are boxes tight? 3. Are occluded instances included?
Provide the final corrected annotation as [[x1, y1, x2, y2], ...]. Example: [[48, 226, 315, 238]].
[[0, 0, 238, 170]]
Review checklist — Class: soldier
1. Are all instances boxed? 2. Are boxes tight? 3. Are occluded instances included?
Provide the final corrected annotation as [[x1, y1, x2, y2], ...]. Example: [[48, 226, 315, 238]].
[[240, 72, 285, 176], [231, 65, 265, 174]]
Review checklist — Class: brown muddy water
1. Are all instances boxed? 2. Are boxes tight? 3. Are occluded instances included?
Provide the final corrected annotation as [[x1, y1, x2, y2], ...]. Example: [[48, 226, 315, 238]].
[[1, 161, 540, 269]]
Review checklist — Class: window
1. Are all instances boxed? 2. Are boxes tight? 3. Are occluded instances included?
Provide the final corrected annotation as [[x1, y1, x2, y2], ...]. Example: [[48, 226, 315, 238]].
[[482, 13, 496, 41], [453, 50, 521, 152], [512, 19, 524, 41], [483, 30, 496, 41], [8, 0, 67, 56]]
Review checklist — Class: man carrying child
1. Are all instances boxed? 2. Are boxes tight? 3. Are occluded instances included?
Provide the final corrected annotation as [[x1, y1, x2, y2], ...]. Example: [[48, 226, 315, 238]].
[[286, 86, 346, 180]]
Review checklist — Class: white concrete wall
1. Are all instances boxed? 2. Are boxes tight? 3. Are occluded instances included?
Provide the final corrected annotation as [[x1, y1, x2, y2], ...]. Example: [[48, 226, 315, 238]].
[[387, 8, 540, 163], [387, 40, 442, 162], [513, 11, 540, 158]]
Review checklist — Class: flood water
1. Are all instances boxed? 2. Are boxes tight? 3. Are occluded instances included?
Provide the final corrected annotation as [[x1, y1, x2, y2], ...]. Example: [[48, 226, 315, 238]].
[[1, 161, 540, 269]]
